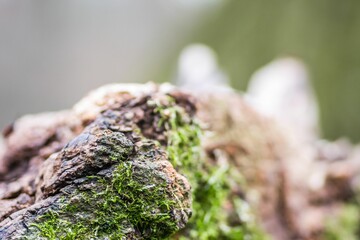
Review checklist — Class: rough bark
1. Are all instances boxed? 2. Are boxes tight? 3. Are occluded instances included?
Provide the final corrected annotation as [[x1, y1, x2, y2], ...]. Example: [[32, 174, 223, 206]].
[[1, 83, 360, 239], [0, 83, 192, 239]]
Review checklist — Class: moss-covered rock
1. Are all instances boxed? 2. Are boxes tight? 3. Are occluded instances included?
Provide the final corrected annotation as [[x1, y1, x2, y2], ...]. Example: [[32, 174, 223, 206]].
[[0, 96, 192, 239], [150, 95, 268, 240], [30, 159, 189, 239]]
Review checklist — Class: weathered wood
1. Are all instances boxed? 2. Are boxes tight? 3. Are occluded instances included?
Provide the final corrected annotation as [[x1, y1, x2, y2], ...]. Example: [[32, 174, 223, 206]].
[[197, 91, 360, 239], [0, 84, 192, 239], [1, 83, 360, 239]]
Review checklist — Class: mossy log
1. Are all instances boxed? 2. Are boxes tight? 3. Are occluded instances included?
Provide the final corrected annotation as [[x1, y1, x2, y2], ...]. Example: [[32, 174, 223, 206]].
[[0, 84, 193, 239], [1, 83, 360, 240]]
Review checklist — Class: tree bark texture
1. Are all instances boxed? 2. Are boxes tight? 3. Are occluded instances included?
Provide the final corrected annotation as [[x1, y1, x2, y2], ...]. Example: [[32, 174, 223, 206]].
[[1, 83, 360, 239]]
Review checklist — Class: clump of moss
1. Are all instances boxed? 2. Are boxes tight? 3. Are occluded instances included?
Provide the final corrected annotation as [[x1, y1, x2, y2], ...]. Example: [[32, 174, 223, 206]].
[[153, 96, 268, 240], [323, 203, 360, 240], [30, 156, 185, 239], [153, 99, 201, 185]]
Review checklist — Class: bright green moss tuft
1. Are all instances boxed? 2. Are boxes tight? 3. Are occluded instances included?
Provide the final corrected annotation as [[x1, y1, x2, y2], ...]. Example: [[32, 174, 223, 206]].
[[323, 203, 360, 240], [30, 161, 182, 239], [154, 100, 201, 185], [154, 96, 268, 240]]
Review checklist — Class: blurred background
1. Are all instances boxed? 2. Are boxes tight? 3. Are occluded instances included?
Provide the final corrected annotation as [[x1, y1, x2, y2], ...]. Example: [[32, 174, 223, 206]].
[[0, 0, 359, 141]]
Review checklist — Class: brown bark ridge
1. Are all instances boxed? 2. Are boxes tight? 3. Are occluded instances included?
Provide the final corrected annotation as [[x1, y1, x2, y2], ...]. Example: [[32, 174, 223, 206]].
[[0, 83, 192, 239]]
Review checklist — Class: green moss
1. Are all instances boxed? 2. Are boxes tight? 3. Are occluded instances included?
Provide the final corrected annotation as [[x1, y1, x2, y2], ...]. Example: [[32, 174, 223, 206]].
[[153, 96, 268, 240], [323, 203, 360, 240], [30, 160, 182, 239], [29, 94, 267, 240], [154, 100, 201, 185], [186, 164, 229, 239]]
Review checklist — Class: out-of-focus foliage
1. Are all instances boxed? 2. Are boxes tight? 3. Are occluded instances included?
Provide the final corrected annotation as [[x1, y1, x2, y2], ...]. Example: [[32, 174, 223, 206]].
[[159, 0, 360, 142], [1, 0, 359, 142], [200, 0, 360, 142], [324, 204, 360, 240]]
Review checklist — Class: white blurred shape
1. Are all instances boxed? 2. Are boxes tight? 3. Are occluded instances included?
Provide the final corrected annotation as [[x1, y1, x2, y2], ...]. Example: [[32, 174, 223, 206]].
[[176, 43, 232, 92], [0, 136, 5, 173], [246, 58, 319, 141]]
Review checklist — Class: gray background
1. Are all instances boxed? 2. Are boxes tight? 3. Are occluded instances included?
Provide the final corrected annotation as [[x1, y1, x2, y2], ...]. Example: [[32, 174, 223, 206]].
[[1, 0, 360, 142]]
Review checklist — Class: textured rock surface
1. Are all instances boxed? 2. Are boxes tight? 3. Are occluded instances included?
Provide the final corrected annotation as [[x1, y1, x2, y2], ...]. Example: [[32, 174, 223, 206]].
[[1, 83, 360, 240], [0, 83, 192, 239]]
